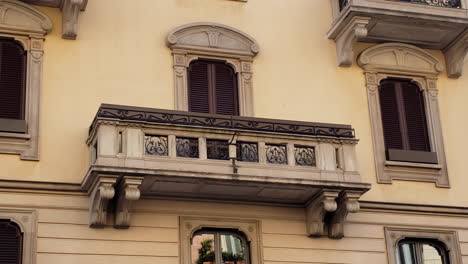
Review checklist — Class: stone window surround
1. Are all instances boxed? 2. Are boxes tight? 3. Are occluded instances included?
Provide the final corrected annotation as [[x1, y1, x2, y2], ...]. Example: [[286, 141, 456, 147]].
[[166, 22, 260, 117], [0, 208, 37, 264], [180, 216, 262, 264], [385, 227, 462, 264], [0, 0, 52, 160], [358, 43, 449, 187]]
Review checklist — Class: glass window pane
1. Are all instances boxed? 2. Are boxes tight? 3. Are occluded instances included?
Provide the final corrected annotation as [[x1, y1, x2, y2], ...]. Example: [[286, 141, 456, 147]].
[[422, 244, 443, 264], [192, 233, 216, 264], [397, 242, 417, 264], [221, 234, 247, 264]]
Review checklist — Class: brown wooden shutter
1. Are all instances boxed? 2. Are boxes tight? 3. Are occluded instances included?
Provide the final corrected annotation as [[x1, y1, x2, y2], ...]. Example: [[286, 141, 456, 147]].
[[379, 81, 403, 150], [188, 60, 239, 116], [401, 82, 430, 152], [0, 38, 26, 120], [214, 62, 238, 116], [188, 60, 210, 114], [0, 220, 23, 264]]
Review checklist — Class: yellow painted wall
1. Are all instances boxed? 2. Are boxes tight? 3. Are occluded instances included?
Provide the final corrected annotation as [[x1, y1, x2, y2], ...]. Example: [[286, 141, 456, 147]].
[[0, 0, 467, 206]]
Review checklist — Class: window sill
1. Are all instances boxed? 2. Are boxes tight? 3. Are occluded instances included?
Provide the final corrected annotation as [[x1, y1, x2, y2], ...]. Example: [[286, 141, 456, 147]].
[[385, 160, 442, 170]]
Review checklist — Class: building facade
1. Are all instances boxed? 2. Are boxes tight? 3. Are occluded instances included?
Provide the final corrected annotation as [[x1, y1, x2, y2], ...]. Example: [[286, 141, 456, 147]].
[[0, 0, 467, 263]]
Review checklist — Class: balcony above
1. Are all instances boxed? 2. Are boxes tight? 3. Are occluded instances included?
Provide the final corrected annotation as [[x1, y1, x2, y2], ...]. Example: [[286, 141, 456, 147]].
[[82, 104, 370, 238], [328, 0, 468, 78]]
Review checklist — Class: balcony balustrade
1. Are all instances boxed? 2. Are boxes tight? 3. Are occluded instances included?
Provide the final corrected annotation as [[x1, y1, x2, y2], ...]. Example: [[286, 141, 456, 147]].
[[329, 0, 468, 78], [82, 104, 370, 238]]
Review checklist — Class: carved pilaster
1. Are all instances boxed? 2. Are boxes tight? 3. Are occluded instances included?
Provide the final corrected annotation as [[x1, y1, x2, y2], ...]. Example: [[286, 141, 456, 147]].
[[173, 54, 189, 111], [444, 30, 468, 79], [305, 190, 340, 237], [335, 16, 370, 67], [328, 190, 362, 239], [61, 0, 85, 39], [89, 175, 118, 228], [114, 176, 144, 229]]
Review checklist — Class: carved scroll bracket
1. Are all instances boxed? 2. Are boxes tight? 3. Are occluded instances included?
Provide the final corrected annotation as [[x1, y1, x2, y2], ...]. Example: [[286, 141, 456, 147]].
[[328, 190, 363, 239], [444, 30, 468, 79], [114, 176, 144, 229], [305, 189, 340, 237], [89, 175, 118, 228], [60, 0, 87, 39], [334, 16, 370, 67]]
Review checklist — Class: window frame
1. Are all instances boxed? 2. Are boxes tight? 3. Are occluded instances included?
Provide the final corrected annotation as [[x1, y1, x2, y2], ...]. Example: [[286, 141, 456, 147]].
[[180, 217, 262, 264], [167, 22, 259, 117], [396, 238, 450, 264], [0, 0, 52, 160], [358, 43, 449, 187], [385, 227, 462, 264]]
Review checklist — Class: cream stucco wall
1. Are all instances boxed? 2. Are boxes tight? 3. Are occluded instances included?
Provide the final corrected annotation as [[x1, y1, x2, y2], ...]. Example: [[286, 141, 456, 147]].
[[0, 0, 467, 207]]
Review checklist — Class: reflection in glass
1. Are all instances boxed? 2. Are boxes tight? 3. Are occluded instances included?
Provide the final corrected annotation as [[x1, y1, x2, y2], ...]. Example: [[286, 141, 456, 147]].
[[422, 244, 443, 264], [221, 234, 246, 264], [397, 243, 417, 264], [396, 240, 447, 264], [192, 233, 215, 264]]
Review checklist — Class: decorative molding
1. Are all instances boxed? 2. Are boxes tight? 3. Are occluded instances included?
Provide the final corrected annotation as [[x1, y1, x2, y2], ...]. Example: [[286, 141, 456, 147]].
[[384, 227, 462, 264], [114, 176, 143, 229], [333, 16, 370, 67], [0, 0, 52, 35], [88, 175, 117, 227], [60, 0, 85, 39], [444, 29, 468, 79], [358, 43, 449, 187], [167, 22, 259, 116], [360, 201, 468, 216], [328, 190, 362, 239], [305, 190, 339, 237]]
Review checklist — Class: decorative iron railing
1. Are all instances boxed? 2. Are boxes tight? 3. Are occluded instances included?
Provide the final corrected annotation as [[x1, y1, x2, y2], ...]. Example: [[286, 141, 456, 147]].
[[339, 0, 462, 10]]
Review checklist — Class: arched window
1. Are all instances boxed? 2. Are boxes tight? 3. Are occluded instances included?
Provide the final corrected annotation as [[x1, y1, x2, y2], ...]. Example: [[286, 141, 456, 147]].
[[378, 78, 436, 164], [0, 220, 23, 264], [0, 37, 26, 126], [191, 228, 249, 264], [396, 239, 450, 264], [188, 60, 239, 116]]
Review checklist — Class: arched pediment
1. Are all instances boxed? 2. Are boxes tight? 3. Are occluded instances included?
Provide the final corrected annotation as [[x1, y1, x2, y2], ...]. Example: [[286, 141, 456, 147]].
[[0, 0, 52, 35], [167, 22, 259, 57], [358, 43, 444, 76]]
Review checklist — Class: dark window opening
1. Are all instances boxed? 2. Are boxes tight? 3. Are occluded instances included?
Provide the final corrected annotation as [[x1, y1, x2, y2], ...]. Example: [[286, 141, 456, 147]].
[[188, 60, 239, 116], [379, 79, 437, 164], [0, 220, 23, 264], [397, 239, 449, 264]]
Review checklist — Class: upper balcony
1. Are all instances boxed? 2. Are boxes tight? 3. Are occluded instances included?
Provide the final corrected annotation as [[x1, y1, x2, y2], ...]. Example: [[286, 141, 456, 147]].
[[82, 104, 370, 238], [328, 0, 468, 78]]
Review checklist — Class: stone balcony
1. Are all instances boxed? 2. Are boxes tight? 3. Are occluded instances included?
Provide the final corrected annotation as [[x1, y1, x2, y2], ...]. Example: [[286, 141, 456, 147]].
[[328, 0, 468, 78], [82, 104, 370, 238]]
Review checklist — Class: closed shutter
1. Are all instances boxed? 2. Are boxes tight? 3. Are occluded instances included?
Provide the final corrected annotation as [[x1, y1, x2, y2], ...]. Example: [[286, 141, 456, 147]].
[[188, 61, 210, 114], [0, 38, 26, 120], [214, 62, 238, 116], [379, 81, 403, 150], [402, 82, 430, 152], [0, 220, 22, 264], [188, 60, 239, 116]]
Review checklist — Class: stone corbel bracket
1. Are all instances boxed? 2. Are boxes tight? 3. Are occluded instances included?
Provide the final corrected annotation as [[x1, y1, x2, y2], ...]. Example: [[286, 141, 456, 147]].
[[332, 16, 370, 67], [305, 189, 340, 237], [444, 30, 468, 79], [88, 175, 118, 228], [60, 0, 87, 39], [114, 176, 144, 229], [328, 190, 363, 239]]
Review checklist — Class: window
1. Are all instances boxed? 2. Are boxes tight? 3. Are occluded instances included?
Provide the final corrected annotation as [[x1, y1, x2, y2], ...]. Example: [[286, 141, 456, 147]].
[[358, 43, 449, 187], [396, 239, 449, 264], [0, 38, 27, 133], [0, 1, 52, 160], [379, 79, 437, 164], [191, 229, 249, 264], [188, 60, 239, 116], [0, 220, 23, 264], [167, 22, 259, 117]]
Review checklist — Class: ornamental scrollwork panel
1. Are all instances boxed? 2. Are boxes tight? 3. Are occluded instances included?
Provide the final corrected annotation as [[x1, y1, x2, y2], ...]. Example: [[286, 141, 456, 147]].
[[145, 135, 168, 156]]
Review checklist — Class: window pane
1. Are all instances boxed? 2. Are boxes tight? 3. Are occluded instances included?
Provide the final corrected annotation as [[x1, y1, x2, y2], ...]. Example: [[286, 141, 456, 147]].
[[397, 242, 417, 264], [221, 234, 246, 264], [422, 244, 443, 264], [192, 233, 215, 264]]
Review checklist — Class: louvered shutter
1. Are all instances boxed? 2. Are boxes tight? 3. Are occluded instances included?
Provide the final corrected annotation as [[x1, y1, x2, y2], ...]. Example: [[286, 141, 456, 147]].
[[0, 221, 22, 264], [214, 63, 238, 116], [401, 82, 430, 152], [0, 38, 26, 120], [379, 81, 403, 150], [188, 61, 210, 114]]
